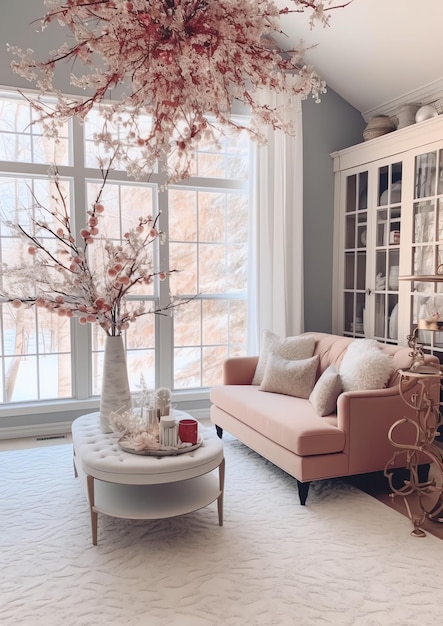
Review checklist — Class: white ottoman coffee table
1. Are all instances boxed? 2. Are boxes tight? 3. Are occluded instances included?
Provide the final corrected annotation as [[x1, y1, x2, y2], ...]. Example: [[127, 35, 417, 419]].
[[72, 412, 225, 545]]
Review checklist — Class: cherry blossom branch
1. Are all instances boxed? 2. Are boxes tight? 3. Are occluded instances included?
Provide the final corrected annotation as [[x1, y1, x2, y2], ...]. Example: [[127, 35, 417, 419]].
[[8, 0, 351, 184], [0, 151, 178, 336]]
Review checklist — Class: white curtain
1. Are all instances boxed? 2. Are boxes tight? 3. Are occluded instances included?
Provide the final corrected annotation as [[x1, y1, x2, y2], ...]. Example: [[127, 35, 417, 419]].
[[248, 93, 304, 352]]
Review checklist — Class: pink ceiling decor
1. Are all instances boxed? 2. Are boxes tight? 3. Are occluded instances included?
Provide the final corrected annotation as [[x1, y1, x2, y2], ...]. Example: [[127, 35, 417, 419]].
[[9, 0, 350, 183]]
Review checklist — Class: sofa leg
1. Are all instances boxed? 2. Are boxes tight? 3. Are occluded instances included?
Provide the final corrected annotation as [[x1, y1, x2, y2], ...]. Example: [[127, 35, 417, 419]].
[[215, 425, 223, 439], [297, 480, 310, 505]]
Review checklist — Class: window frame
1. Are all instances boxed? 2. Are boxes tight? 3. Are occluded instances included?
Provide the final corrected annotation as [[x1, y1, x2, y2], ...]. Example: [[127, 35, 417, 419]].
[[0, 89, 251, 432]]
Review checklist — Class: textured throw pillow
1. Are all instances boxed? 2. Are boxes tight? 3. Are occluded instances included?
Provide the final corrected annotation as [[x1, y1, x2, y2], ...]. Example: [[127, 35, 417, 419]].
[[309, 364, 343, 416], [252, 331, 315, 386], [259, 353, 319, 399], [339, 339, 395, 392]]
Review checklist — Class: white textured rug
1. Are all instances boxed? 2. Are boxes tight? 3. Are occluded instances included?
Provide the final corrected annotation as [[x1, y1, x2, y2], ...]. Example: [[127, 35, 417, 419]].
[[1, 434, 442, 626]]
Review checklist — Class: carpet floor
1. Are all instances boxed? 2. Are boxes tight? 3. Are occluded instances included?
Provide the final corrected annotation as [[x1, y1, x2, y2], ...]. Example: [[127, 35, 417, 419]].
[[1, 434, 443, 626]]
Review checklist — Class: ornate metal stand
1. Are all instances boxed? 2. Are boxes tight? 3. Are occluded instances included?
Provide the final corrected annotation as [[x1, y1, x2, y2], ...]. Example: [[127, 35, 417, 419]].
[[384, 369, 443, 537]]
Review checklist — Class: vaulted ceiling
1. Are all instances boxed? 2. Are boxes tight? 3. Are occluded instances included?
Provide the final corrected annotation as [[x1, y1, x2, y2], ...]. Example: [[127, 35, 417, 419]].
[[274, 0, 443, 121]]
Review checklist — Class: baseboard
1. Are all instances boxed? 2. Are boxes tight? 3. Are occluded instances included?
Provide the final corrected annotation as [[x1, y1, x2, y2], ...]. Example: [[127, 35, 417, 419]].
[[0, 408, 211, 440], [0, 421, 73, 440]]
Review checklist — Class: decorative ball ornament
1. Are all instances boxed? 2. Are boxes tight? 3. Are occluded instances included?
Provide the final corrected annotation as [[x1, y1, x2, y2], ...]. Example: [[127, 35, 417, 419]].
[[415, 105, 438, 123]]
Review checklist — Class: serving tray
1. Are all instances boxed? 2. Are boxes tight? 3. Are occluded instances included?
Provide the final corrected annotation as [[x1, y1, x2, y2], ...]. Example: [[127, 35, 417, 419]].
[[118, 435, 203, 456]]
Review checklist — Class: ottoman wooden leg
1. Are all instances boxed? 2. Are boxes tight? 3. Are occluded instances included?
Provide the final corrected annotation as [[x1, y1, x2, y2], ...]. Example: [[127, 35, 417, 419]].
[[217, 457, 225, 526], [87, 475, 98, 546]]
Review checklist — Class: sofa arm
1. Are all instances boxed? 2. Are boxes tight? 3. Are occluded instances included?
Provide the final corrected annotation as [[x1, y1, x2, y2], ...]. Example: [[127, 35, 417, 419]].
[[337, 384, 407, 430], [336, 378, 440, 475], [223, 356, 259, 385]]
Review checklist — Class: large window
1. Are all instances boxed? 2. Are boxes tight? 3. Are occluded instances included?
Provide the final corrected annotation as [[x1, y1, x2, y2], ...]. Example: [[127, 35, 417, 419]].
[[0, 91, 251, 412]]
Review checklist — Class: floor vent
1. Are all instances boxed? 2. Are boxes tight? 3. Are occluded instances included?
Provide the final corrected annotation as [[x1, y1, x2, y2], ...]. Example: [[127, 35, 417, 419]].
[[36, 435, 68, 441]]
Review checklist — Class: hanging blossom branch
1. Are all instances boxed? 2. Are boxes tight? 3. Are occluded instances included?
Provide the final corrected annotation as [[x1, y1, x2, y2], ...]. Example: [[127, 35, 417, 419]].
[[8, 0, 352, 184], [0, 153, 182, 336]]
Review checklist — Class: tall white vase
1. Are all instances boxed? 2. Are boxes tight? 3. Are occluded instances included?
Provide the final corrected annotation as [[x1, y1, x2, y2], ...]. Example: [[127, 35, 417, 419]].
[[100, 335, 132, 434]]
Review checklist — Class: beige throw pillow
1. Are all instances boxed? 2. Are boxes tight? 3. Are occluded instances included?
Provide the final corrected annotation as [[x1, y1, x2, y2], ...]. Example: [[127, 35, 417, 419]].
[[259, 353, 319, 399], [252, 331, 315, 386], [309, 364, 342, 416]]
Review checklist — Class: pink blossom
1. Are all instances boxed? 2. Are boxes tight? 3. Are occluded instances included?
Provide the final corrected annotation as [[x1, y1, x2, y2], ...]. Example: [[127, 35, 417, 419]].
[[8, 0, 338, 184], [0, 158, 177, 337], [94, 204, 105, 213]]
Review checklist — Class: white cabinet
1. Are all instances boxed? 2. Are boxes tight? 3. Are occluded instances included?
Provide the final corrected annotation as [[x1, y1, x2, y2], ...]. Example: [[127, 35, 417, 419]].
[[332, 115, 443, 353]]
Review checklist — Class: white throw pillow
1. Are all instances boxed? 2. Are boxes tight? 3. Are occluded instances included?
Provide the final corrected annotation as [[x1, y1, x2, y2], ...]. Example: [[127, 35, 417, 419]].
[[259, 353, 319, 399], [339, 339, 395, 392], [252, 331, 315, 386], [309, 364, 342, 416]]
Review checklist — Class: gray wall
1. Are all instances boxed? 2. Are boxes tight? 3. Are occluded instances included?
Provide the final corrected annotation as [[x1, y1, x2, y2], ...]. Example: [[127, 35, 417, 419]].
[[302, 90, 365, 333]]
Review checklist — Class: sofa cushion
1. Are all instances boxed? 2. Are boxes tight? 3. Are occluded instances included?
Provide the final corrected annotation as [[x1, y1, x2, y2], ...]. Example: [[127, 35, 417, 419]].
[[309, 364, 342, 416], [252, 330, 315, 385], [339, 339, 395, 391], [259, 354, 319, 399], [210, 384, 345, 456]]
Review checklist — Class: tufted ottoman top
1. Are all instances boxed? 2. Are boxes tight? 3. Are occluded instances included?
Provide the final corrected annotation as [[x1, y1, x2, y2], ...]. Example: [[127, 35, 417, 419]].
[[72, 412, 224, 485]]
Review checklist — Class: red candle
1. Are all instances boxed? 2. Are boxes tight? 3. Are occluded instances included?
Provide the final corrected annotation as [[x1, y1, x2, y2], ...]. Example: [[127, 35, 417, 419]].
[[178, 418, 198, 445]]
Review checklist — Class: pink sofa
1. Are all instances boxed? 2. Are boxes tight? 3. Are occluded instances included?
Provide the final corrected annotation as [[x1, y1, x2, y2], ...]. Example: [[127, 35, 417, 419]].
[[210, 332, 439, 504]]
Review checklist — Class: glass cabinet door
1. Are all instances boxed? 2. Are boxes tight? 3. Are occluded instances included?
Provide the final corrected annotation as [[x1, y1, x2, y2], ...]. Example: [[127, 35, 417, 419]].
[[342, 162, 402, 342], [374, 161, 402, 342], [343, 171, 367, 336], [411, 149, 443, 349]]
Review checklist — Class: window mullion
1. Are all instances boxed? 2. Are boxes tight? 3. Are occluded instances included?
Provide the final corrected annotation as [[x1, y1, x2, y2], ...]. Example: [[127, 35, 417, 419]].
[[71, 118, 92, 400], [157, 174, 174, 387]]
